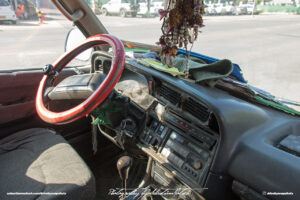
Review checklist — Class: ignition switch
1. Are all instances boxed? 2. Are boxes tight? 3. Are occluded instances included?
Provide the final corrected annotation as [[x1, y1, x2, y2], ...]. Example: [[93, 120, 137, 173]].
[[119, 118, 137, 138], [123, 118, 136, 131]]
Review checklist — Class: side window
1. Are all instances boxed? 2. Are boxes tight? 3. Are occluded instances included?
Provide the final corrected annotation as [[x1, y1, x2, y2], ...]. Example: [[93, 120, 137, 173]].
[[0, 1, 72, 71]]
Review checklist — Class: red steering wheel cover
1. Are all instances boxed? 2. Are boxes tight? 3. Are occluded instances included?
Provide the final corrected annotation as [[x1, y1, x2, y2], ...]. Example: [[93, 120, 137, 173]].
[[36, 34, 125, 124]]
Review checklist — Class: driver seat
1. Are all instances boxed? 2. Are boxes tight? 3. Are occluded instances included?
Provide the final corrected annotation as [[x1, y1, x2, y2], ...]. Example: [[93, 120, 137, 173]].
[[0, 128, 96, 200]]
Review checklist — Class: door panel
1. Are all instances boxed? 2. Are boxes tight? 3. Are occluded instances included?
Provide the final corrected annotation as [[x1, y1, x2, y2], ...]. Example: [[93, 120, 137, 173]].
[[0, 67, 90, 138], [0, 101, 35, 124]]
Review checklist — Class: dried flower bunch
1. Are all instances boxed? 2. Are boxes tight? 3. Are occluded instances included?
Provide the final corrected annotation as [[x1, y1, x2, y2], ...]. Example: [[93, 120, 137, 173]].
[[157, 0, 205, 67]]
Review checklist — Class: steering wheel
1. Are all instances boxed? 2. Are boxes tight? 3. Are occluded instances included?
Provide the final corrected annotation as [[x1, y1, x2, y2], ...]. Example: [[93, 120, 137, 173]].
[[36, 34, 125, 125]]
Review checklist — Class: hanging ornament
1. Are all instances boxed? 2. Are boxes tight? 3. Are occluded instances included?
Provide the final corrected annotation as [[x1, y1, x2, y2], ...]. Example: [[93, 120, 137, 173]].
[[157, 0, 205, 70]]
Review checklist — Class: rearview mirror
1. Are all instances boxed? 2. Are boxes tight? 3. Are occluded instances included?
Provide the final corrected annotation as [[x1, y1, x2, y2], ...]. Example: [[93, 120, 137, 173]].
[[64, 28, 92, 61]]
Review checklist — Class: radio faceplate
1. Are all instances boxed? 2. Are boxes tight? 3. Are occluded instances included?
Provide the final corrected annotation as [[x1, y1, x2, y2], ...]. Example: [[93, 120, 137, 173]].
[[140, 111, 218, 187], [161, 131, 213, 185]]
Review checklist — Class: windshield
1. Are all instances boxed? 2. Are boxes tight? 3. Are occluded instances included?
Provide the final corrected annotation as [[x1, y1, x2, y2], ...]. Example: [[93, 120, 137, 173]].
[[0, 0, 299, 105], [99, 1, 300, 105]]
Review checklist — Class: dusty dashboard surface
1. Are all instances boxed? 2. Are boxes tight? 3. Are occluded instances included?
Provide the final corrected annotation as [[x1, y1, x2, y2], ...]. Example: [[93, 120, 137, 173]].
[[97, 53, 221, 199]]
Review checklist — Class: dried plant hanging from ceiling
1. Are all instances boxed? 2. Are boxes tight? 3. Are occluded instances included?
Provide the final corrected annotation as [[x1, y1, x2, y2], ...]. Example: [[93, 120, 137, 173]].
[[157, 0, 205, 72]]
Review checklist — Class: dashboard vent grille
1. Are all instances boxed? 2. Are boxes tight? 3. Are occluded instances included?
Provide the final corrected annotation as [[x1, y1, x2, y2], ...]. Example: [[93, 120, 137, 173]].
[[183, 98, 210, 122], [159, 84, 180, 105]]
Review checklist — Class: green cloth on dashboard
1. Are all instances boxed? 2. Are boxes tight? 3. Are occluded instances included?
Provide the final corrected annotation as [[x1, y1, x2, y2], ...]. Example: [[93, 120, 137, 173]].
[[173, 55, 234, 87], [254, 96, 300, 116], [137, 58, 185, 76], [138, 55, 233, 87]]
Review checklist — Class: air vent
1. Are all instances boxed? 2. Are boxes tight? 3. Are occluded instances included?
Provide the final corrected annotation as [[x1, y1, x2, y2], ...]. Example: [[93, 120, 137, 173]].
[[159, 84, 180, 105], [182, 98, 210, 122]]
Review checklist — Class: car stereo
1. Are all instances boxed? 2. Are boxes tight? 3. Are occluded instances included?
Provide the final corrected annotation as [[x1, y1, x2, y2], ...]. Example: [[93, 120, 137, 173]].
[[140, 110, 218, 186]]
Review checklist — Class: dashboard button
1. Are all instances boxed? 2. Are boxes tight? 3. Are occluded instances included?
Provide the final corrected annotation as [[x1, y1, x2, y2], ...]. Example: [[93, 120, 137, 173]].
[[151, 121, 159, 130], [166, 140, 174, 147], [167, 152, 175, 163], [161, 147, 171, 157], [157, 125, 165, 135], [174, 156, 184, 168], [170, 132, 184, 144], [146, 135, 152, 143], [187, 142, 203, 154], [177, 159, 184, 168], [192, 160, 202, 170], [160, 127, 168, 138], [142, 129, 149, 140], [178, 148, 189, 157]]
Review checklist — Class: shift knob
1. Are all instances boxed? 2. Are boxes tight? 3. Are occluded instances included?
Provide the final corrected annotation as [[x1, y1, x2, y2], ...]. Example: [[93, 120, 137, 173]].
[[117, 156, 133, 181]]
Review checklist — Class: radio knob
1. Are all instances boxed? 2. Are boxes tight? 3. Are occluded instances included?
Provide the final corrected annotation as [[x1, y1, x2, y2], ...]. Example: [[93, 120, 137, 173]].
[[193, 161, 202, 170]]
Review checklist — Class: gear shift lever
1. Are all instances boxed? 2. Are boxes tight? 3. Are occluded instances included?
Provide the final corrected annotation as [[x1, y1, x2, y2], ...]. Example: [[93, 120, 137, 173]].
[[117, 156, 133, 197]]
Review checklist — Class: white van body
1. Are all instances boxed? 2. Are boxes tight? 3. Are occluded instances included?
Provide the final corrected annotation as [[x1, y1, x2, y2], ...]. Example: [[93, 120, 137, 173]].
[[101, 0, 138, 17], [138, 0, 163, 15], [0, 0, 17, 24], [150, 0, 163, 15]]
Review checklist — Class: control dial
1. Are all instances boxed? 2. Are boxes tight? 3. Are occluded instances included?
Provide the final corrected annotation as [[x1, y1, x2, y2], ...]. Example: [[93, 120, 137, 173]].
[[192, 160, 202, 170]]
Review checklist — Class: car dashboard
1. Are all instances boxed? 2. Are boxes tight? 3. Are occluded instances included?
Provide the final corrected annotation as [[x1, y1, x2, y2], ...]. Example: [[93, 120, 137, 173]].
[[88, 52, 300, 200]]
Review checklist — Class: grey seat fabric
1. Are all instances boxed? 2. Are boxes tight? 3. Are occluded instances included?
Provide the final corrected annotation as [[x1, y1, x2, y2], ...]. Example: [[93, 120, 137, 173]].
[[0, 128, 96, 200]]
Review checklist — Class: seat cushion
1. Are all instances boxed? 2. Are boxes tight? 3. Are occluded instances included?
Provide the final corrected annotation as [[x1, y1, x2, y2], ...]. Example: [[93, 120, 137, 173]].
[[0, 128, 95, 200]]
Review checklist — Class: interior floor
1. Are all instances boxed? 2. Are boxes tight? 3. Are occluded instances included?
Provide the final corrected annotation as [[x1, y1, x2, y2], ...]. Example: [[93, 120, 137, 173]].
[[86, 143, 148, 200]]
